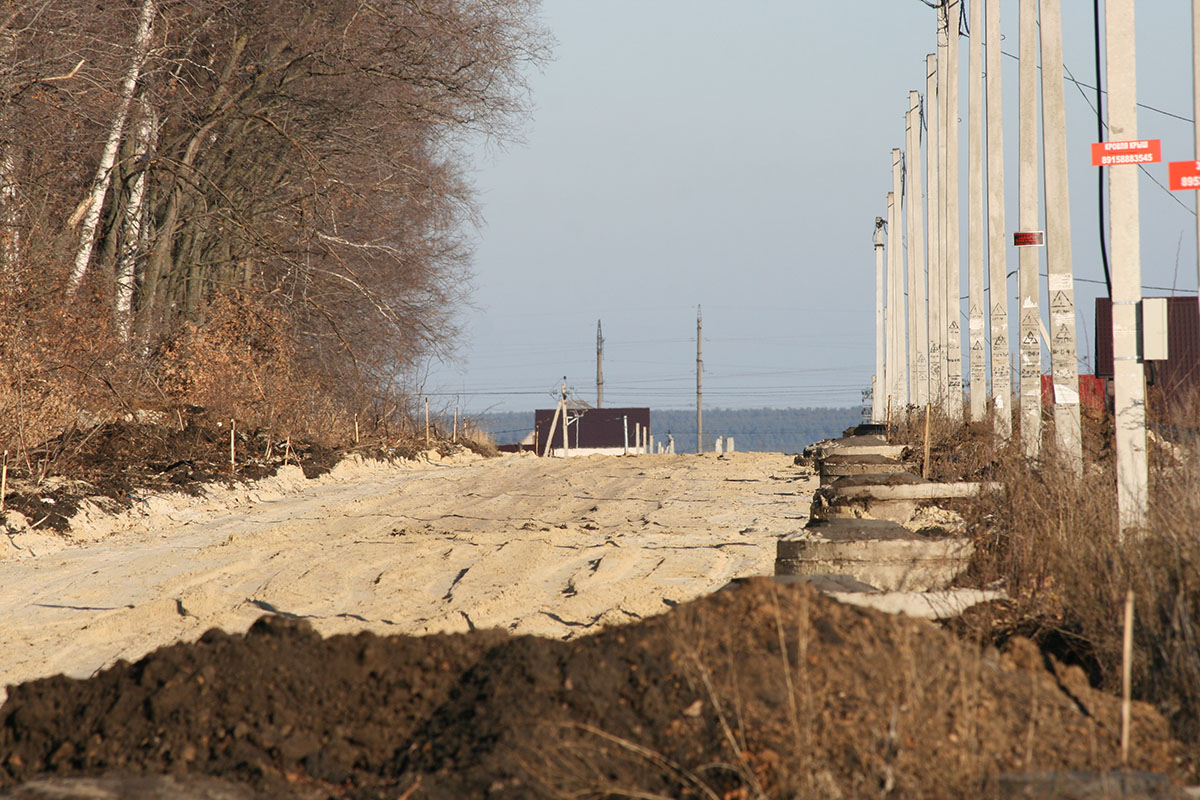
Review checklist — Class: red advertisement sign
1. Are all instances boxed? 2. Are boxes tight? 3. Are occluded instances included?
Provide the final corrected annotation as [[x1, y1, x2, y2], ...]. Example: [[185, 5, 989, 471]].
[[1091, 139, 1161, 166], [1013, 231, 1045, 247], [1169, 160, 1200, 191]]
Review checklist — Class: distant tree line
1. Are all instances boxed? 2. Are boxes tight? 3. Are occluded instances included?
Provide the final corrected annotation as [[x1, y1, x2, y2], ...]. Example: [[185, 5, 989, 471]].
[[477, 406, 863, 454]]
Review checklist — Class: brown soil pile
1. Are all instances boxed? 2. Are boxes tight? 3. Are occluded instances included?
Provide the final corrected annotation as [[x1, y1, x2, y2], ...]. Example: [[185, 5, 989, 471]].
[[0, 579, 1180, 799]]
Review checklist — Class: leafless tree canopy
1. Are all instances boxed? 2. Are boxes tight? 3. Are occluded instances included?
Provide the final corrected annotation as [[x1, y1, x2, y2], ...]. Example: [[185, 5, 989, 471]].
[[0, 0, 545, 434]]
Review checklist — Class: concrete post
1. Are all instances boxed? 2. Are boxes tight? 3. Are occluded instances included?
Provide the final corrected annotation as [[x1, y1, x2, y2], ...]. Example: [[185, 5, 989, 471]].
[[696, 307, 702, 454], [945, 0, 963, 420], [926, 54, 944, 410], [892, 149, 908, 408], [906, 92, 929, 406], [1018, 0, 1042, 458], [1039, 0, 1082, 473], [874, 218, 886, 422], [1107, 0, 1148, 533], [886, 190, 900, 410], [986, 0, 1012, 440], [967, 0, 987, 421], [596, 320, 604, 408], [884, 196, 895, 413], [1194, 0, 1200, 383]]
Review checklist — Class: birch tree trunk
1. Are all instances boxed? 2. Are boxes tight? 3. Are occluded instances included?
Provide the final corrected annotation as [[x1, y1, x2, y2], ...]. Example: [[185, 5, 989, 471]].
[[115, 98, 156, 341], [65, 0, 155, 297], [0, 147, 21, 281]]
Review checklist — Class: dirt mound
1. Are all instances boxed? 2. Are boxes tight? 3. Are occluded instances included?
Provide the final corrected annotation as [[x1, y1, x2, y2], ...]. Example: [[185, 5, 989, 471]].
[[1, 411, 385, 533], [0, 579, 1181, 799]]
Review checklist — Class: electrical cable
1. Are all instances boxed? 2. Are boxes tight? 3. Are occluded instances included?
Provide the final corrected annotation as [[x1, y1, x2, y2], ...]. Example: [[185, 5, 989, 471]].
[[1093, 0, 1112, 297]]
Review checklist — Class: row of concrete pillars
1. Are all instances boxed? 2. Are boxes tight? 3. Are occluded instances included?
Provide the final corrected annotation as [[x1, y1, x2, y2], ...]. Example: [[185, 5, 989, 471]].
[[872, 0, 1175, 535]]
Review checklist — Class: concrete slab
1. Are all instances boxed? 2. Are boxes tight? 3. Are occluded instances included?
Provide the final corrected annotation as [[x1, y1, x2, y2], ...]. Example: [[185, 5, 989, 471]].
[[817, 454, 910, 486], [826, 588, 1007, 619], [775, 518, 973, 591], [843, 423, 888, 438], [810, 436, 907, 460], [830, 480, 1003, 501], [725, 574, 1005, 619]]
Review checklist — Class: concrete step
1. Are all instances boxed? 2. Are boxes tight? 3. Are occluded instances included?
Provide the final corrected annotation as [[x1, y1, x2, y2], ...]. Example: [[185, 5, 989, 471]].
[[775, 518, 973, 592], [806, 435, 907, 461], [730, 574, 1006, 619], [842, 423, 888, 438], [812, 473, 1001, 524], [817, 453, 910, 486]]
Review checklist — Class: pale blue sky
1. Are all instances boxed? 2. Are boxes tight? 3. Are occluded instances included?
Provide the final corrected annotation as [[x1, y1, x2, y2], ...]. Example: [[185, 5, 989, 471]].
[[422, 1, 1198, 414]]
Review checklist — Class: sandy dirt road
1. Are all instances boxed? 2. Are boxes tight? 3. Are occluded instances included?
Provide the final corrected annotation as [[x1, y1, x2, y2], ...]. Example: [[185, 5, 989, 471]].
[[0, 451, 813, 695]]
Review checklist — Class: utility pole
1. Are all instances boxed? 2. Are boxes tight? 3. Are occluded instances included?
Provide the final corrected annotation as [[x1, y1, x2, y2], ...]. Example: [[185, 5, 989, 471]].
[[596, 319, 604, 408], [891, 151, 908, 408], [696, 306, 703, 454], [1107, 0, 1148, 533], [926, 53, 944, 411], [944, 0, 963, 420], [986, 0, 1012, 440], [906, 92, 929, 406], [1018, 0, 1042, 458], [1195, 0, 1200, 346], [887, 185, 905, 409], [1040, 0, 1082, 473], [967, 0, 987, 422], [875, 217, 886, 423]]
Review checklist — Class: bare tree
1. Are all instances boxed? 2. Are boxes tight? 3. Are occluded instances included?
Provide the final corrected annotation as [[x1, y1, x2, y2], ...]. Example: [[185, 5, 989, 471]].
[[0, 0, 547, 427]]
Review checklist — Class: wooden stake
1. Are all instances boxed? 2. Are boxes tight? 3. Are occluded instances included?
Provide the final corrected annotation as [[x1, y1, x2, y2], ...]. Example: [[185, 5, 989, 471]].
[[354, 413, 360, 445], [923, 403, 932, 480], [424, 396, 430, 447], [1122, 589, 1135, 764], [0, 450, 8, 515], [453, 407, 458, 442], [229, 420, 235, 470], [283, 436, 291, 466]]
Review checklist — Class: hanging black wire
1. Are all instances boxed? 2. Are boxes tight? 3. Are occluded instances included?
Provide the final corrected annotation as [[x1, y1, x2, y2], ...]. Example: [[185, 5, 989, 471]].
[[1094, 0, 1112, 297]]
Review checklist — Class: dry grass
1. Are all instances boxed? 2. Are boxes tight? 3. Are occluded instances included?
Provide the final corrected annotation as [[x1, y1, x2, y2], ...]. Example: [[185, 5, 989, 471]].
[[908, 401, 1200, 763]]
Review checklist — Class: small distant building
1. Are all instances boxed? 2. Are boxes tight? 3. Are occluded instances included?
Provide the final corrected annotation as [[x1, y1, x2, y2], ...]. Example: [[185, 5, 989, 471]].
[[531, 405, 652, 456], [1096, 297, 1200, 413]]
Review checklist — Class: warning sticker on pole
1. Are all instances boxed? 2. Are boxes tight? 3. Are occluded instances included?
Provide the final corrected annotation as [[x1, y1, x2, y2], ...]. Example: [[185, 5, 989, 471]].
[[1013, 231, 1045, 247], [1168, 160, 1200, 191], [1091, 139, 1161, 166]]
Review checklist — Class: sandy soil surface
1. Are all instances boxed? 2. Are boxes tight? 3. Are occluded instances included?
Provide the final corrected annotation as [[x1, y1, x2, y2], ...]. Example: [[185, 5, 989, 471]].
[[0, 451, 812, 697]]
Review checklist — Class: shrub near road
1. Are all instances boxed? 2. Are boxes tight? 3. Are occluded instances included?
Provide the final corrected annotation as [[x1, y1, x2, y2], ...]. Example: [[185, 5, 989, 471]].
[[894, 405, 1200, 776]]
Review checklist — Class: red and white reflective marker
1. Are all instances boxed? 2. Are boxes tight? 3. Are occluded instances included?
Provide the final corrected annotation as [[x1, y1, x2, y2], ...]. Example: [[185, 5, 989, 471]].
[[1090, 139, 1161, 166], [1168, 160, 1200, 190]]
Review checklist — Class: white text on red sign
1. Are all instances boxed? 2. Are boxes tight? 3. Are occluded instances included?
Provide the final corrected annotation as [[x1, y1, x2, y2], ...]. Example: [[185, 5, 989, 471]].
[[1169, 161, 1200, 191], [1091, 139, 1162, 167]]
